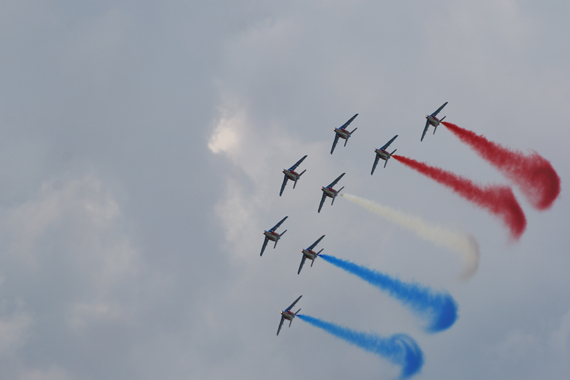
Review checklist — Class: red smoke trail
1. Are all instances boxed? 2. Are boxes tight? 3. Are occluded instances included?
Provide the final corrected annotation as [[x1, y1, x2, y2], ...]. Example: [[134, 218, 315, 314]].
[[393, 155, 526, 241], [442, 122, 560, 210]]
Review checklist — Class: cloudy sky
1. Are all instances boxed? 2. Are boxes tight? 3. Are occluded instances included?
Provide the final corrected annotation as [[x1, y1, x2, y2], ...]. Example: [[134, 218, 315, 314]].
[[1, 1, 569, 379]]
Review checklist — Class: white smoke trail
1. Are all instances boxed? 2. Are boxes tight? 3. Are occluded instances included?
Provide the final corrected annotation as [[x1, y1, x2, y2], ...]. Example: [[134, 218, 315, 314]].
[[341, 193, 480, 281]]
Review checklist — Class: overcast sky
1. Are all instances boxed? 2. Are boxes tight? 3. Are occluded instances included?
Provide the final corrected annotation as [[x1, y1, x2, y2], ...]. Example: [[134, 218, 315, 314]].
[[0, 1, 569, 379]]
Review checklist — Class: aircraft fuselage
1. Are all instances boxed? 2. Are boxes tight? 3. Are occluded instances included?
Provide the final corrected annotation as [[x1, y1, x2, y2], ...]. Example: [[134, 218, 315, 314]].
[[322, 187, 338, 198], [334, 128, 351, 140], [375, 148, 391, 161], [281, 310, 295, 320], [283, 169, 301, 181], [426, 115, 441, 127], [302, 249, 318, 260], [264, 231, 280, 241]]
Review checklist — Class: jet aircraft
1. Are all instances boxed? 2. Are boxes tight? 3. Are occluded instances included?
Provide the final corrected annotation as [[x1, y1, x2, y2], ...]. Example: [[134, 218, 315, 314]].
[[280, 155, 307, 196], [277, 295, 302, 336], [260, 216, 288, 256], [298, 235, 325, 275], [330, 114, 358, 154], [422, 102, 448, 142], [371, 135, 398, 175], [318, 173, 345, 213]]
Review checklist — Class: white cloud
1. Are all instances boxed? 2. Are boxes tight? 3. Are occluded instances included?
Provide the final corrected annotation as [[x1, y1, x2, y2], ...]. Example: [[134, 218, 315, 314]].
[[550, 309, 570, 353], [17, 366, 75, 380], [0, 310, 33, 355]]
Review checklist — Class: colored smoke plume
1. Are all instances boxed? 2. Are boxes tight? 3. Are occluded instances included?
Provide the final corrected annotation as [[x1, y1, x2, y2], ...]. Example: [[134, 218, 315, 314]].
[[320, 254, 458, 332], [341, 193, 479, 280], [393, 155, 526, 241], [442, 122, 561, 210], [298, 314, 423, 379]]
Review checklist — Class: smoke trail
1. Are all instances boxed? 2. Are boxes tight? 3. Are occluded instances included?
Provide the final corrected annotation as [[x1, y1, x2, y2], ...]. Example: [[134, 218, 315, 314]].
[[442, 121, 561, 210], [393, 155, 526, 241], [341, 193, 479, 280], [320, 254, 458, 332], [298, 314, 423, 379]]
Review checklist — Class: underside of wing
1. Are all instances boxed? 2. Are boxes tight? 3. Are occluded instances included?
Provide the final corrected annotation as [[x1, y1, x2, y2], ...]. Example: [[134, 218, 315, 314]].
[[380, 135, 398, 151], [297, 255, 307, 275], [277, 316, 285, 336], [270, 216, 288, 232], [260, 237, 269, 256], [421, 120, 430, 142], [279, 176, 288, 197], [330, 134, 340, 154], [432, 101, 448, 116], [308, 235, 325, 250], [318, 193, 327, 213], [371, 154, 380, 175], [327, 173, 345, 188], [289, 155, 307, 171], [339, 113, 358, 130], [285, 295, 303, 311]]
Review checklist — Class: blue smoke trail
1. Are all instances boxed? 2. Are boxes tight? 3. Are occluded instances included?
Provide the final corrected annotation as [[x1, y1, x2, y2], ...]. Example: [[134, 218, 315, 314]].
[[298, 314, 423, 379], [320, 254, 458, 332]]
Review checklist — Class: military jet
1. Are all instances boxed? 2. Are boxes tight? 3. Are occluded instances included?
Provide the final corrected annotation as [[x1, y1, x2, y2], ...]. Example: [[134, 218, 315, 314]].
[[260, 216, 288, 256], [318, 173, 345, 213], [371, 135, 398, 175], [422, 102, 448, 142], [280, 155, 307, 196], [277, 295, 302, 336], [331, 114, 358, 154], [298, 235, 325, 275]]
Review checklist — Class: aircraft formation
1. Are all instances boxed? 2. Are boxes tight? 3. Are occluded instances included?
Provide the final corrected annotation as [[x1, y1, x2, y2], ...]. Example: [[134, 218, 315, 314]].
[[253, 101, 561, 378], [262, 103, 449, 336]]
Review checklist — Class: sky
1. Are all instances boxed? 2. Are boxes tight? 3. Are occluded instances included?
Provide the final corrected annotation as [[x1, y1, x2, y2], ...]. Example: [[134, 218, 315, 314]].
[[0, 0, 569, 379]]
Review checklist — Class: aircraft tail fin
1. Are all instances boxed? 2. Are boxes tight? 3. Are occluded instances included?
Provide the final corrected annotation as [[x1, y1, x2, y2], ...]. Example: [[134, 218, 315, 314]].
[[280, 230, 287, 236], [391, 148, 397, 156], [433, 125, 438, 135], [299, 169, 306, 177], [351, 127, 357, 134], [293, 179, 297, 189], [295, 308, 301, 315], [344, 137, 348, 147]]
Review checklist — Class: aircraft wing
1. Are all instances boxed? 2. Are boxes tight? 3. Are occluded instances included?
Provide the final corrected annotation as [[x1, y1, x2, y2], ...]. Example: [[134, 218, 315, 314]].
[[277, 315, 285, 336], [431, 101, 448, 116], [330, 134, 340, 154], [297, 255, 307, 275], [288, 155, 307, 171], [307, 235, 325, 250], [339, 113, 358, 130], [371, 154, 381, 175], [380, 135, 398, 151], [260, 237, 269, 257], [270, 216, 288, 232], [285, 295, 303, 311], [318, 193, 327, 213], [327, 173, 345, 188], [421, 120, 430, 142], [279, 176, 288, 196]]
